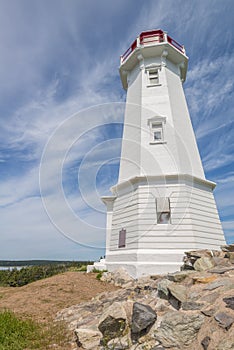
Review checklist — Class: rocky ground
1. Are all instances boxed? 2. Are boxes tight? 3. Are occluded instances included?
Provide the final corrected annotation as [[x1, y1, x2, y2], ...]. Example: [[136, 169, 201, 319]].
[[57, 245, 234, 350]]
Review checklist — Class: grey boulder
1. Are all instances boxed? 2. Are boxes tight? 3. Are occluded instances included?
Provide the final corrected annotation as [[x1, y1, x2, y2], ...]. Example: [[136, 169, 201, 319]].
[[131, 302, 157, 335]]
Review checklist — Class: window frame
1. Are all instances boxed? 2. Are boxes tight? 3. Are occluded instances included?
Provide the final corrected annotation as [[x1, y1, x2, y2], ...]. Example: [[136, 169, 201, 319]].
[[147, 68, 159, 85], [152, 121, 164, 142], [156, 198, 171, 225], [145, 64, 161, 87], [148, 116, 166, 144]]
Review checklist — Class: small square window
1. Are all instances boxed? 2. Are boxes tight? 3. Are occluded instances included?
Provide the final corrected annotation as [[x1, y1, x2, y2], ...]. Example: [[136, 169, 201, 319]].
[[151, 122, 163, 143], [148, 117, 166, 145], [158, 212, 170, 224], [156, 198, 171, 224], [147, 68, 160, 86], [154, 130, 162, 141]]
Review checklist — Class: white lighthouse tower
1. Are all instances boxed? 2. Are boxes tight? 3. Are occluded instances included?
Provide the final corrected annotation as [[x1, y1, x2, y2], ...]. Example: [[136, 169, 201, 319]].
[[102, 30, 226, 278]]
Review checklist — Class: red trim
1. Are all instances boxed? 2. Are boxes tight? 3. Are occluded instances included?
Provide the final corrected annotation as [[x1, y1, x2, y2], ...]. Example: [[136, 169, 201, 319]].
[[121, 39, 137, 63], [167, 35, 184, 53], [121, 29, 184, 64]]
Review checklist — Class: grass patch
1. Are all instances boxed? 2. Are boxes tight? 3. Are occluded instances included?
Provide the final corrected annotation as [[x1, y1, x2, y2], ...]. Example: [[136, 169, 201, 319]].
[[92, 269, 107, 280], [0, 310, 41, 350], [68, 264, 87, 272], [0, 310, 70, 350]]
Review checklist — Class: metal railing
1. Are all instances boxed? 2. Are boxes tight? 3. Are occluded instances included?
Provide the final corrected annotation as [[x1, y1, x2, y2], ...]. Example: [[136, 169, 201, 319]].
[[121, 38, 137, 63], [167, 35, 185, 53], [120, 30, 185, 64]]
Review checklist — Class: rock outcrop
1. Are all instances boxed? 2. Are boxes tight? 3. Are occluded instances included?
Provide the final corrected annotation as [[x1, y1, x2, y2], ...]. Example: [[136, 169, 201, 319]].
[[56, 246, 234, 350], [155, 311, 205, 348]]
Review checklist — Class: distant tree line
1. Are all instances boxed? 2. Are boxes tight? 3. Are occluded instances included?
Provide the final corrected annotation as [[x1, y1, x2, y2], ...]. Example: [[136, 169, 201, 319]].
[[0, 260, 90, 267], [0, 261, 92, 287]]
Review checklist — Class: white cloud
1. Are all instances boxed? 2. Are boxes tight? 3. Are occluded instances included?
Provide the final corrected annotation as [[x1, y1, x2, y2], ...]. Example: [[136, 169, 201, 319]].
[[185, 55, 234, 129], [0, 196, 104, 260], [0, 166, 39, 207], [0, 0, 233, 259], [216, 173, 234, 185]]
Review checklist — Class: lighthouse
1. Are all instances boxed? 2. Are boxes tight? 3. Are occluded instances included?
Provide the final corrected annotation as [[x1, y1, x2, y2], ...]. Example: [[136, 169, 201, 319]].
[[101, 29, 226, 278]]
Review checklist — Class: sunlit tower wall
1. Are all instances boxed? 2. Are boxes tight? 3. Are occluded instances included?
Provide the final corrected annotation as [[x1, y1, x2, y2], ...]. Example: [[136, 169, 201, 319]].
[[102, 29, 226, 278]]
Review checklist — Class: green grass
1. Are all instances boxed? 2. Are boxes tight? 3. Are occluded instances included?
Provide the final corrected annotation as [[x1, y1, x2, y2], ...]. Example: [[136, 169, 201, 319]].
[[0, 310, 70, 350], [68, 264, 87, 272], [0, 310, 41, 350], [92, 269, 107, 280]]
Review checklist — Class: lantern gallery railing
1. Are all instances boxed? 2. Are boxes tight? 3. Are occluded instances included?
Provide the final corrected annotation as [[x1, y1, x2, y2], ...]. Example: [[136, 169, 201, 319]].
[[120, 29, 185, 64]]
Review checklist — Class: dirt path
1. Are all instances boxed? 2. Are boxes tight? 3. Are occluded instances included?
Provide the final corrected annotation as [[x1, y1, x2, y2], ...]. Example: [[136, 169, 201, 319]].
[[0, 271, 117, 322]]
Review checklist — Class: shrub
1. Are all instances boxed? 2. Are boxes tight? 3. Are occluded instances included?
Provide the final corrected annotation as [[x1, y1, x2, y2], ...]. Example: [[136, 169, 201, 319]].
[[0, 261, 92, 287], [92, 269, 107, 280]]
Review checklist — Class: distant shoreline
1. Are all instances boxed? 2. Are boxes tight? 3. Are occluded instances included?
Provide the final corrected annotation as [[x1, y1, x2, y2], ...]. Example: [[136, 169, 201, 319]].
[[0, 266, 24, 270], [0, 260, 93, 267]]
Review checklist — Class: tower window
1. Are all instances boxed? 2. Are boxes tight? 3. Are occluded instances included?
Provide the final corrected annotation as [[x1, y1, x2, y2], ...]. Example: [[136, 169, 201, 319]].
[[152, 122, 163, 142], [156, 198, 171, 224], [146, 66, 161, 86], [148, 116, 166, 144], [148, 69, 159, 85], [118, 228, 126, 248]]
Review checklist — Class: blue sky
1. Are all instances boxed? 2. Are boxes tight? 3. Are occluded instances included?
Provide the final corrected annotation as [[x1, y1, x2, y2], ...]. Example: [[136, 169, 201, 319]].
[[0, 0, 233, 261]]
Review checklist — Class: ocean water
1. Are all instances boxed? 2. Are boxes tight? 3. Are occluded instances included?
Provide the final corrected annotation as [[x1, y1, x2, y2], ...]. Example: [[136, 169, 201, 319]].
[[0, 266, 24, 270]]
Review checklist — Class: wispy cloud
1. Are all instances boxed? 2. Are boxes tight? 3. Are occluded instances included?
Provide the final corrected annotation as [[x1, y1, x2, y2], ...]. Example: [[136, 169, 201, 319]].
[[185, 55, 234, 127], [0, 0, 233, 259]]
